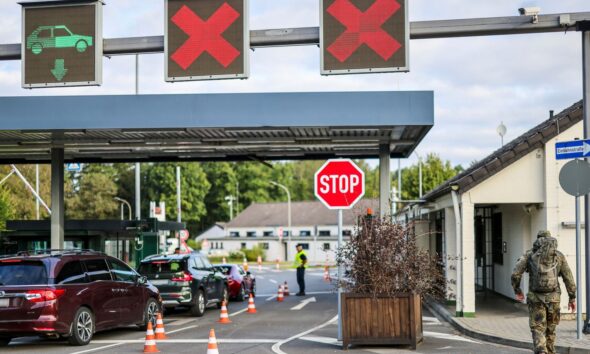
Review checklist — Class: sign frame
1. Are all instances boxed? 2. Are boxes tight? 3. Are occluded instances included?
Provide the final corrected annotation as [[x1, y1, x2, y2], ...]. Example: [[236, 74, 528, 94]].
[[21, 0, 103, 88], [555, 139, 590, 160], [314, 158, 366, 210], [164, 0, 250, 82], [320, 0, 410, 75]]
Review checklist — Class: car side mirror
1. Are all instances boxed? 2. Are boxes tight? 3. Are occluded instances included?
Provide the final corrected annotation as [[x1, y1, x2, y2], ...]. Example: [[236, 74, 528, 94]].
[[246, 271, 251, 276], [137, 275, 148, 285]]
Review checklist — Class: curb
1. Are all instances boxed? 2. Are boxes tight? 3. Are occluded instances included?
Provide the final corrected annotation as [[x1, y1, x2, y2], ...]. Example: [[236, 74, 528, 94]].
[[423, 299, 590, 354]]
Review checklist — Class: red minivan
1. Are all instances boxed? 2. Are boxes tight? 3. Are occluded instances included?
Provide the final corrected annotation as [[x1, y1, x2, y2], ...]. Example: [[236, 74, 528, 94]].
[[0, 250, 162, 346]]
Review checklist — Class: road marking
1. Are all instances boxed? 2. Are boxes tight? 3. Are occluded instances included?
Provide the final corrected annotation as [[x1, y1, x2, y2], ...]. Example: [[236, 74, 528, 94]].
[[167, 318, 195, 326], [271, 315, 338, 354], [266, 295, 278, 301], [165, 324, 198, 335], [269, 279, 278, 284], [258, 290, 333, 297], [299, 335, 340, 346], [91, 339, 278, 344], [423, 316, 441, 323], [423, 331, 480, 344], [71, 343, 125, 354], [290, 297, 317, 310], [229, 307, 249, 317]]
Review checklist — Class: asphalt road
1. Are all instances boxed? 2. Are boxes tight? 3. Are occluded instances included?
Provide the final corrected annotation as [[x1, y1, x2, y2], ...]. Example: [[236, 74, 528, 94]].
[[3, 266, 528, 354]]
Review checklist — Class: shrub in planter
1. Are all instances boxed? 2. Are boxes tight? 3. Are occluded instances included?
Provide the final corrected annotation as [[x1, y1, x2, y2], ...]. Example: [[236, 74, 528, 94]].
[[337, 216, 444, 349]]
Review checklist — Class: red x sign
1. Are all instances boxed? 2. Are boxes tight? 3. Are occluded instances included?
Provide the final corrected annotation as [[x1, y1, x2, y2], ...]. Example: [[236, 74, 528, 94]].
[[321, 0, 408, 74], [166, 0, 248, 81], [171, 4, 240, 69]]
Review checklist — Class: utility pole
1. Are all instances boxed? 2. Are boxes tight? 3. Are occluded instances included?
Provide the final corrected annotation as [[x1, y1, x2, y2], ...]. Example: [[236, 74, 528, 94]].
[[134, 54, 141, 221], [270, 181, 291, 242], [35, 164, 40, 219], [176, 166, 181, 222], [225, 195, 235, 220]]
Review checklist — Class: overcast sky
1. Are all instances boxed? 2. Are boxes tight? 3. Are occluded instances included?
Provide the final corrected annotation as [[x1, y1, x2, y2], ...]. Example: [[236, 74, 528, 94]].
[[0, 0, 587, 170]]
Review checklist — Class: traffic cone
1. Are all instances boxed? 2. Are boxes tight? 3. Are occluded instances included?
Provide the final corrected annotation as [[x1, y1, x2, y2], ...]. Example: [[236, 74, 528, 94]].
[[277, 285, 284, 302], [143, 321, 159, 353], [207, 328, 220, 354], [257, 255, 262, 271], [247, 293, 257, 314], [283, 281, 290, 296], [217, 301, 232, 323], [275, 258, 280, 270], [222, 257, 227, 264], [154, 312, 168, 340], [324, 266, 331, 283], [243, 258, 249, 272]]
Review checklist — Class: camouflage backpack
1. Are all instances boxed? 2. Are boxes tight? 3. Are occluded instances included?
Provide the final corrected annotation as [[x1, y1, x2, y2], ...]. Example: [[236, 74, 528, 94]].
[[528, 237, 559, 293]]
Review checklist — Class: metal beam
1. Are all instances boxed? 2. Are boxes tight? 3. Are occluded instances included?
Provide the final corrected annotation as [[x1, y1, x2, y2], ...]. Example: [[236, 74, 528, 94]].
[[1, 12, 589, 60], [379, 144, 391, 218], [50, 148, 64, 249]]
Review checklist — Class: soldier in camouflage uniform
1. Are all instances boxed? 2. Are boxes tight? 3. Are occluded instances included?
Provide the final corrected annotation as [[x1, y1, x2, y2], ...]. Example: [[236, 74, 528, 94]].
[[511, 230, 576, 354]]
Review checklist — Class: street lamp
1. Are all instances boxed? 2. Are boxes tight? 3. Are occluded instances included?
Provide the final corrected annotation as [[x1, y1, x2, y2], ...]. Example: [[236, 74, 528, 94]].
[[270, 181, 291, 242], [225, 195, 235, 220], [497, 121, 507, 147], [114, 197, 132, 220]]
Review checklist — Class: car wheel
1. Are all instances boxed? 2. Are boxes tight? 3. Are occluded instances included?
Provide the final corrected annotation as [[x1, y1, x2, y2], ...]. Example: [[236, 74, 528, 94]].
[[75, 40, 88, 53], [190, 289, 206, 317], [138, 298, 159, 331], [68, 307, 94, 346], [31, 43, 42, 55], [0, 338, 11, 346], [236, 284, 246, 302], [217, 287, 229, 309]]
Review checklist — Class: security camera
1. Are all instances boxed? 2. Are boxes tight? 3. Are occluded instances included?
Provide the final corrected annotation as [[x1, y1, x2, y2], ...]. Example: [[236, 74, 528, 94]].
[[518, 7, 541, 23]]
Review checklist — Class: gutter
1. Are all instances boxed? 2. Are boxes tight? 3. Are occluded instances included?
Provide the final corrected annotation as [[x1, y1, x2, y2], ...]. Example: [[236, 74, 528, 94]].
[[451, 188, 463, 316]]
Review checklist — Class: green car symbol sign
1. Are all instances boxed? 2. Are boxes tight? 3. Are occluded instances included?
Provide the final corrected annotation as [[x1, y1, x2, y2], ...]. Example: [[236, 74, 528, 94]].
[[26, 25, 93, 55]]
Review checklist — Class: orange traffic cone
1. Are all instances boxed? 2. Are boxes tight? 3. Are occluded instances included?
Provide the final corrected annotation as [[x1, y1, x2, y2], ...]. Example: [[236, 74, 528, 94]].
[[154, 312, 168, 340], [143, 321, 159, 353], [257, 255, 262, 271], [277, 285, 284, 302], [207, 328, 220, 354], [275, 258, 280, 270], [218, 301, 232, 323], [243, 258, 249, 272], [324, 266, 331, 283], [283, 281, 290, 296], [222, 257, 227, 264], [247, 293, 257, 313]]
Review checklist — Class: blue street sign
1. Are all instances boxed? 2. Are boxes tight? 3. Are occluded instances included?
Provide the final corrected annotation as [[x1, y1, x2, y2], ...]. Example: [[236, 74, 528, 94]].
[[555, 140, 590, 160], [66, 163, 81, 171]]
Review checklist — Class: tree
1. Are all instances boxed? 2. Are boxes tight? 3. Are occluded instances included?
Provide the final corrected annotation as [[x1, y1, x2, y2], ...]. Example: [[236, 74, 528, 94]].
[[0, 187, 15, 230], [201, 162, 237, 225], [143, 163, 210, 223], [0, 165, 52, 220], [233, 162, 274, 209], [394, 153, 463, 201], [66, 164, 119, 219]]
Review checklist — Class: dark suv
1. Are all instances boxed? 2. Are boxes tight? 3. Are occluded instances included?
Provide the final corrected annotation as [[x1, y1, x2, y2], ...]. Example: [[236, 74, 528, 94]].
[[138, 253, 228, 317], [0, 250, 161, 346]]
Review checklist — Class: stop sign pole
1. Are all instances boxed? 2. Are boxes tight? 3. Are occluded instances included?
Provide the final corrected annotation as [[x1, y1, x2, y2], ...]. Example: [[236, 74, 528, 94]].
[[314, 159, 365, 341]]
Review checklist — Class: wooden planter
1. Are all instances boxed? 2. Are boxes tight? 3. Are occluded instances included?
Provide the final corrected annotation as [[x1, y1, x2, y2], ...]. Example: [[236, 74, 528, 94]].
[[341, 293, 423, 350]]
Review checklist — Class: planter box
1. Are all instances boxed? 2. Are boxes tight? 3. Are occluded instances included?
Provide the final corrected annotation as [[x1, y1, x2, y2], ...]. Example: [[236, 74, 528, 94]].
[[341, 293, 423, 350]]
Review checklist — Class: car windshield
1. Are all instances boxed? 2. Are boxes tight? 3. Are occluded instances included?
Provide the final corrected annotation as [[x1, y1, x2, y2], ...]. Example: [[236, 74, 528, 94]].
[[138, 260, 184, 274], [0, 261, 48, 285], [218, 265, 232, 276]]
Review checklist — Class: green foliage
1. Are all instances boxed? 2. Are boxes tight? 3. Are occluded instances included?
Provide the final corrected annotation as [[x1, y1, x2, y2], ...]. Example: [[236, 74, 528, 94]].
[[229, 250, 245, 260], [0, 165, 52, 220], [242, 245, 266, 262], [186, 238, 202, 251], [144, 163, 210, 223], [201, 162, 237, 226], [66, 164, 119, 219], [0, 188, 15, 230], [393, 153, 463, 200]]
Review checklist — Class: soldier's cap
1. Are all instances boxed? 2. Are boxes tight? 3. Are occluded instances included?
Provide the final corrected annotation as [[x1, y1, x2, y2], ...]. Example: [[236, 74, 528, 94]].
[[537, 230, 551, 238]]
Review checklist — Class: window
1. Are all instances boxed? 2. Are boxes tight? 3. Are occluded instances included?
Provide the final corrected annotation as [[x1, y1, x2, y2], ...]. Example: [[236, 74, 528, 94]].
[[260, 243, 269, 250], [263, 231, 273, 237], [219, 242, 224, 249], [241, 242, 246, 249], [300, 243, 309, 250], [109, 259, 137, 282], [246, 231, 256, 237], [56, 261, 87, 285], [230, 231, 240, 237], [323, 243, 331, 251], [83, 259, 112, 282], [319, 230, 331, 236], [300, 230, 311, 236], [492, 213, 503, 265], [37, 29, 51, 38], [0, 261, 47, 285], [283, 230, 290, 236], [193, 257, 205, 270], [53, 27, 70, 37], [343, 230, 352, 236]]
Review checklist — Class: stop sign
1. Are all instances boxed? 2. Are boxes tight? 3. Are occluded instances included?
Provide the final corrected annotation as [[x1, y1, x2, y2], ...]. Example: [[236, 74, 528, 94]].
[[314, 159, 365, 209]]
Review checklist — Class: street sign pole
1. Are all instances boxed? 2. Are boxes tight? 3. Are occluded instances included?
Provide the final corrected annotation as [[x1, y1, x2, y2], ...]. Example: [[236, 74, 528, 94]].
[[337, 208, 343, 341], [580, 23, 590, 334], [576, 193, 582, 339]]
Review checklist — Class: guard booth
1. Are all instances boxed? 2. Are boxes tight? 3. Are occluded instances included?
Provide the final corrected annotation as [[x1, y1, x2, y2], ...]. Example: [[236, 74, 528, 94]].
[[0, 218, 185, 268]]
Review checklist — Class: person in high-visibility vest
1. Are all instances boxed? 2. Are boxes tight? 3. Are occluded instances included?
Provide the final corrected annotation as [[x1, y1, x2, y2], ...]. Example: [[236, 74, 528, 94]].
[[293, 244, 308, 296]]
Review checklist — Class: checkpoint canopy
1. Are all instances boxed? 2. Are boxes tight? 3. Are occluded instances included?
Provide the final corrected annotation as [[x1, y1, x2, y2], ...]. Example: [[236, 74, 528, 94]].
[[0, 91, 433, 163]]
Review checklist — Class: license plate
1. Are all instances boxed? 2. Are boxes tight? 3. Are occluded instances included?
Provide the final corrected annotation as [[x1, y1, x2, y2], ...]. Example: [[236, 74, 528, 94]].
[[0, 298, 9, 308], [150, 280, 168, 285]]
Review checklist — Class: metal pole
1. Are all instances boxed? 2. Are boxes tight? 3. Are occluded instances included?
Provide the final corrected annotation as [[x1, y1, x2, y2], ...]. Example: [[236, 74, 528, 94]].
[[337, 209, 343, 341], [50, 148, 64, 249], [419, 157, 423, 199], [397, 159, 402, 200], [11, 165, 51, 214], [135, 54, 138, 94], [35, 164, 40, 220], [379, 144, 391, 218], [120, 204, 124, 221], [135, 163, 140, 220], [576, 194, 582, 339], [270, 181, 291, 242], [176, 166, 181, 223], [582, 28, 590, 334]]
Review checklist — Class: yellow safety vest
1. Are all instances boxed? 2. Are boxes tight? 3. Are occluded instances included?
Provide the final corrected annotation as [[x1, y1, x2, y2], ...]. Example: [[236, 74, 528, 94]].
[[293, 250, 308, 269]]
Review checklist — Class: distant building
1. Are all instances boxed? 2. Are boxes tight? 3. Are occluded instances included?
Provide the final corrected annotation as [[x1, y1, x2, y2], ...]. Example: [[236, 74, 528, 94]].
[[196, 222, 226, 241], [208, 199, 378, 264]]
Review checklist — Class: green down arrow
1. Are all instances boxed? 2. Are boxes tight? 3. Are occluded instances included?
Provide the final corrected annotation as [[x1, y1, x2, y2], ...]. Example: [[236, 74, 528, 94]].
[[51, 59, 68, 81]]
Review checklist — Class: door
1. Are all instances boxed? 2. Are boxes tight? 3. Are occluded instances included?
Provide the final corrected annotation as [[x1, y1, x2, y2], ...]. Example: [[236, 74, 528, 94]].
[[82, 259, 119, 330], [201, 257, 224, 301], [193, 256, 216, 301], [108, 258, 144, 325]]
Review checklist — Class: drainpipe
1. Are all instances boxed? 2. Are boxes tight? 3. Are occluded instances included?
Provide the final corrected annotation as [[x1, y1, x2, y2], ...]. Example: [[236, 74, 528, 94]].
[[451, 187, 463, 316]]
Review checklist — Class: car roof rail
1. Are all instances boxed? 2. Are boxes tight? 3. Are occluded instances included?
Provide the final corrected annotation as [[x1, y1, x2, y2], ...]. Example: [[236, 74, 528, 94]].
[[22, 249, 106, 257]]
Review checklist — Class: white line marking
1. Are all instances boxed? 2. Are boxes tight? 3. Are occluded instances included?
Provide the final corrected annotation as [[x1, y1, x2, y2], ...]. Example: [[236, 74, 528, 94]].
[[229, 307, 249, 317], [266, 295, 278, 301], [299, 335, 340, 346], [290, 297, 317, 310], [165, 324, 198, 335], [423, 316, 441, 323], [271, 315, 338, 354], [257, 290, 333, 297], [91, 339, 278, 344], [167, 318, 195, 326], [423, 331, 480, 344], [71, 343, 125, 354], [269, 279, 278, 284]]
